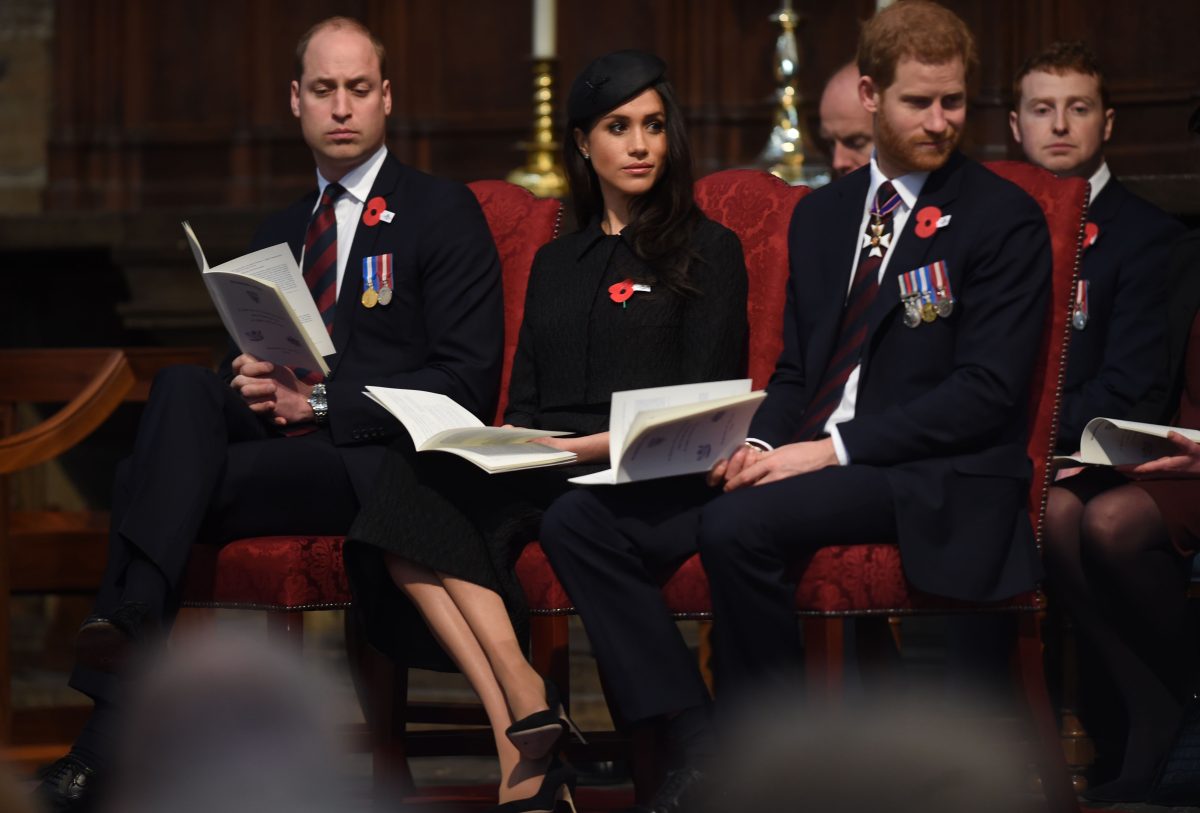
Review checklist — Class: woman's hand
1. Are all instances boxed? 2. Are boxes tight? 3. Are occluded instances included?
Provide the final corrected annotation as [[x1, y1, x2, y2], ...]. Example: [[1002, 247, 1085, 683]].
[[533, 432, 610, 464], [1118, 431, 1200, 479]]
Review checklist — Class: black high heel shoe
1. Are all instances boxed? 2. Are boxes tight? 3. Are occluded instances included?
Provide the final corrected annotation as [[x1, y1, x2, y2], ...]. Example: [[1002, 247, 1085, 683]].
[[505, 678, 586, 760], [490, 759, 577, 813]]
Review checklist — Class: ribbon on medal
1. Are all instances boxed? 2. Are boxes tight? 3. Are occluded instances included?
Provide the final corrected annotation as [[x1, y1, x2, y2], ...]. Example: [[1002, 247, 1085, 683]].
[[1072, 279, 1089, 330], [897, 260, 955, 328], [361, 256, 378, 308]]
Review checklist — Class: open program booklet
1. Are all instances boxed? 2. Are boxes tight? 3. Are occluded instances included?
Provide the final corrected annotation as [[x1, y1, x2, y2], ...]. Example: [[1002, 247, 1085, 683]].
[[569, 379, 766, 486], [364, 387, 576, 473], [183, 221, 334, 375], [1053, 417, 1200, 468]]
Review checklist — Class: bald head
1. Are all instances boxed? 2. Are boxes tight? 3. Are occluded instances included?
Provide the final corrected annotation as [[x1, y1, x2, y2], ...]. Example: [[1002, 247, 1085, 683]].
[[819, 63, 874, 178]]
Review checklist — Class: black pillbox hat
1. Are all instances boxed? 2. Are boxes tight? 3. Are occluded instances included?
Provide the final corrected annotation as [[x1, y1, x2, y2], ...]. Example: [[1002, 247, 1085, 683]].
[[567, 50, 667, 125]]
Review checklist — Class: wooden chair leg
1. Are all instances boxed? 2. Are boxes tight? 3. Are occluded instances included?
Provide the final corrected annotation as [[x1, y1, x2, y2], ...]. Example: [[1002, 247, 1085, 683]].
[[696, 620, 714, 695], [803, 617, 845, 703], [1, 481, 12, 743], [267, 610, 304, 650], [1016, 612, 1081, 813], [530, 614, 570, 705], [1058, 613, 1093, 792], [344, 610, 415, 800], [631, 722, 664, 805]]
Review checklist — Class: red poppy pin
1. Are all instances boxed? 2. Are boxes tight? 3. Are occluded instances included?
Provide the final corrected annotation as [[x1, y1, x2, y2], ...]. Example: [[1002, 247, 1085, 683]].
[[913, 206, 942, 239], [1083, 222, 1100, 249], [608, 279, 634, 305], [362, 196, 389, 227]]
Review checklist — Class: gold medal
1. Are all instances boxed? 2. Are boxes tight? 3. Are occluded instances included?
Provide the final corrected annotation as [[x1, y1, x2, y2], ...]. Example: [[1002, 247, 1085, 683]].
[[377, 286, 393, 306], [362, 287, 379, 308], [921, 301, 937, 323]]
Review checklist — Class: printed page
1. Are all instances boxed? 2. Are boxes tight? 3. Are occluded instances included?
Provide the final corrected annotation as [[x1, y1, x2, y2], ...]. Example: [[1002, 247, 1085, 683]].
[[616, 392, 765, 482], [437, 443, 577, 473], [201, 272, 329, 373], [1076, 418, 1200, 466], [365, 387, 484, 448], [365, 387, 571, 451], [571, 380, 760, 486], [182, 221, 334, 357], [606, 379, 753, 463]]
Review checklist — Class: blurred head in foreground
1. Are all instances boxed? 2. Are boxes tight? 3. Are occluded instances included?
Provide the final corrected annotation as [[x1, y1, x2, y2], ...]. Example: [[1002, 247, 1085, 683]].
[[702, 690, 1039, 813], [102, 633, 346, 813]]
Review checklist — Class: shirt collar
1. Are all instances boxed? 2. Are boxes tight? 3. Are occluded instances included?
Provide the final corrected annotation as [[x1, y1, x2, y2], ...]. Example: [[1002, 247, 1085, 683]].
[[315, 144, 388, 204], [1087, 161, 1112, 203], [867, 153, 929, 210]]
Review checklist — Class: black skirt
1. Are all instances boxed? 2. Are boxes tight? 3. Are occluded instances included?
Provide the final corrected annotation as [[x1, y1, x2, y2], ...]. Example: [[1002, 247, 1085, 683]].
[[343, 436, 599, 671]]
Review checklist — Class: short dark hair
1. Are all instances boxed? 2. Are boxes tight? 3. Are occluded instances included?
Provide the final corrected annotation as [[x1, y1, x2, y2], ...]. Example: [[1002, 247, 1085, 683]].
[[563, 79, 701, 295], [1013, 41, 1109, 109], [294, 16, 387, 82], [857, 1, 978, 92]]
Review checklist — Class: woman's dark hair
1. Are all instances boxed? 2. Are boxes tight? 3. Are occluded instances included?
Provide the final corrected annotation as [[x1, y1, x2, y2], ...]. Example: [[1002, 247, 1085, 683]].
[[563, 79, 701, 294]]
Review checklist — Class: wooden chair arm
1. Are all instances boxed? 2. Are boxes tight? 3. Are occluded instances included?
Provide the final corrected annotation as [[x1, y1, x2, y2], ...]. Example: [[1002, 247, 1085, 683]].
[[0, 350, 136, 474]]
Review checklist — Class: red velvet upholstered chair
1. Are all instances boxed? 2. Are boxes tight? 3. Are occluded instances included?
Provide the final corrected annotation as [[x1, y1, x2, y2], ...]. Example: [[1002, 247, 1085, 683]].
[[176, 181, 562, 786], [784, 162, 1087, 813]]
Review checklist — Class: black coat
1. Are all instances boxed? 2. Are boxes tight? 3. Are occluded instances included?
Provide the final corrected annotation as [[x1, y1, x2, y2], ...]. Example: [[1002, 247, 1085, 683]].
[[1057, 177, 1184, 450], [752, 152, 1052, 601], [505, 216, 749, 433], [220, 151, 505, 499]]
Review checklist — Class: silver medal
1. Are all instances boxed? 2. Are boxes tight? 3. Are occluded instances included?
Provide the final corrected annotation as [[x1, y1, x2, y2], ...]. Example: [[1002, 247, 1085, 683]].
[[1072, 309, 1088, 330]]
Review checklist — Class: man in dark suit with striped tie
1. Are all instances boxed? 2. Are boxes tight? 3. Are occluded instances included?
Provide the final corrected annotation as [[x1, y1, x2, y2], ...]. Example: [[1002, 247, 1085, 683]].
[[36, 16, 503, 811], [539, 4, 1051, 809]]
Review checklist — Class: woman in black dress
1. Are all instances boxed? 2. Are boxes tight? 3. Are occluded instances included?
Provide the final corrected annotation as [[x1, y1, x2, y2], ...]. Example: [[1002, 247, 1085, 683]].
[[343, 50, 747, 812]]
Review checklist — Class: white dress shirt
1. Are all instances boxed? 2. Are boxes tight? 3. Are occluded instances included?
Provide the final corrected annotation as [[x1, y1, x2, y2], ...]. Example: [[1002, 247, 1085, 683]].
[[824, 157, 930, 464], [1086, 161, 1111, 203], [303, 144, 389, 298]]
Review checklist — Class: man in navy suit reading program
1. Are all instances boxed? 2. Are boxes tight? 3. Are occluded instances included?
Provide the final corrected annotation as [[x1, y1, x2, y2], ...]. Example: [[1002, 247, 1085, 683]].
[[36, 16, 502, 812]]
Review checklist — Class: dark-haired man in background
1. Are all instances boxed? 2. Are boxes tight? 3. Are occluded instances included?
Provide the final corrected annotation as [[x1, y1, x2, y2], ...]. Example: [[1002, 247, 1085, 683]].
[[36, 17, 503, 812]]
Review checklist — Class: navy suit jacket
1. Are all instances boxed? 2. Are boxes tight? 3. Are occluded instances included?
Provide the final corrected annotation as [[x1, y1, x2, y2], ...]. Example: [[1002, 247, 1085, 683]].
[[1057, 177, 1184, 450], [749, 152, 1051, 601], [222, 151, 504, 498]]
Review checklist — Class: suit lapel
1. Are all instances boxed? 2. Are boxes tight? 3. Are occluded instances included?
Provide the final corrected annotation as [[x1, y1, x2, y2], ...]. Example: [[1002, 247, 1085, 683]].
[[863, 152, 965, 340], [1086, 177, 1122, 230], [329, 153, 405, 372]]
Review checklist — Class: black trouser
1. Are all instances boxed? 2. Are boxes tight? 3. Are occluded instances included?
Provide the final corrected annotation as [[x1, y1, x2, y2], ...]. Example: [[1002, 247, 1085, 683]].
[[70, 365, 359, 704], [539, 465, 896, 725]]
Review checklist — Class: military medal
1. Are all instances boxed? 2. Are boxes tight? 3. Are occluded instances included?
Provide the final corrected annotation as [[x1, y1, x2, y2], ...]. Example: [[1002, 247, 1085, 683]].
[[376, 253, 393, 306], [1072, 279, 1089, 330], [898, 261, 955, 327], [361, 256, 378, 308], [862, 186, 903, 258], [930, 260, 955, 318], [898, 273, 922, 328]]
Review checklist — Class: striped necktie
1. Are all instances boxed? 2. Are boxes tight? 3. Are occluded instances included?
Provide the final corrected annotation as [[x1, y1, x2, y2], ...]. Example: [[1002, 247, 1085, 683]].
[[794, 180, 900, 441], [303, 182, 345, 336]]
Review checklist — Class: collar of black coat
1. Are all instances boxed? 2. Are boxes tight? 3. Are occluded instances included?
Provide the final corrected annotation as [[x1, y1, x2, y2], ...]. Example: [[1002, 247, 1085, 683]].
[[574, 217, 634, 260]]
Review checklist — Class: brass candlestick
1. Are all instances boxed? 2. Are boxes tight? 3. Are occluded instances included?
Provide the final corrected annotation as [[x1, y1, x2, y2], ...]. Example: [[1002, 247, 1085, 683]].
[[507, 58, 567, 199], [758, 5, 830, 188]]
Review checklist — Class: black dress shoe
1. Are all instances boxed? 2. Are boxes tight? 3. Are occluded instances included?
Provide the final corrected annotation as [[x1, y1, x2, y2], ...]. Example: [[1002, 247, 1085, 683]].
[[33, 755, 98, 812], [628, 766, 706, 813], [505, 678, 586, 760], [75, 601, 157, 673]]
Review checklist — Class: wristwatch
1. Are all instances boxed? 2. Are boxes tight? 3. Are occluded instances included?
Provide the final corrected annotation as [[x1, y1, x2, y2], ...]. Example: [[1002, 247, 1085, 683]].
[[307, 383, 329, 425]]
